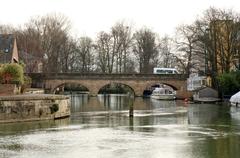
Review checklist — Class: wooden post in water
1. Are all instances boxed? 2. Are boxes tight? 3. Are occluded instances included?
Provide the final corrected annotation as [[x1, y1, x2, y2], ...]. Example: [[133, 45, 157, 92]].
[[129, 117, 134, 131], [129, 97, 134, 117]]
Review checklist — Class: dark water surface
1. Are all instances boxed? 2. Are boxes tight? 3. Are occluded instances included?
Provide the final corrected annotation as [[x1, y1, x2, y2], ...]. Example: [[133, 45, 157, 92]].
[[0, 94, 240, 158]]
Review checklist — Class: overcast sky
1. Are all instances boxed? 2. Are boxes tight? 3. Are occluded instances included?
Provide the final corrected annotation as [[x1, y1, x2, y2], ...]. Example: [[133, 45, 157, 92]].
[[0, 0, 240, 37]]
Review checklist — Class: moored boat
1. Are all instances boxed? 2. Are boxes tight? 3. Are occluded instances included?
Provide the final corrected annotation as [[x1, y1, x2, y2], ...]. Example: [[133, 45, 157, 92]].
[[230, 91, 240, 106], [150, 87, 176, 100]]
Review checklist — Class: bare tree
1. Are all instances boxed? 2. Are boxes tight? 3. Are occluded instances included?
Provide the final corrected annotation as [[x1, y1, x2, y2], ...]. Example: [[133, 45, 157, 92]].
[[111, 21, 133, 73], [133, 28, 159, 73], [73, 36, 94, 73], [95, 31, 113, 73], [15, 28, 43, 72], [20, 13, 72, 73], [159, 35, 176, 68], [0, 24, 15, 34], [173, 24, 201, 76], [59, 37, 78, 72]]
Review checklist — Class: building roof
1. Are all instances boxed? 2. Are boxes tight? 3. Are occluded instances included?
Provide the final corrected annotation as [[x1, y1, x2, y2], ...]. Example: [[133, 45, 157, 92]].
[[192, 86, 217, 92], [0, 34, 15, 63]]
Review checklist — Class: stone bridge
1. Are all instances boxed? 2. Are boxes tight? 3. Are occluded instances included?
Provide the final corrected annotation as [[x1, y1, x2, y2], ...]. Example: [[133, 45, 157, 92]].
[[28, 73, 192, 99]]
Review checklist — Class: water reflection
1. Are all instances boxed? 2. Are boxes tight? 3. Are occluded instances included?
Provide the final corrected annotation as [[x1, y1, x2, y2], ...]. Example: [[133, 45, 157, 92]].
[[70, 95, 189, 132], [188, 103, 231, 124], [230, 106, 240, 121], [0, 118, 70, 136], [0, 94, 240, 158]]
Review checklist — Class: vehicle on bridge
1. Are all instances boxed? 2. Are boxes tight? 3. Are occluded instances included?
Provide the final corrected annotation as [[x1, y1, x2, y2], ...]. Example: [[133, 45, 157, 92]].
[[153, 68, 178, 74]]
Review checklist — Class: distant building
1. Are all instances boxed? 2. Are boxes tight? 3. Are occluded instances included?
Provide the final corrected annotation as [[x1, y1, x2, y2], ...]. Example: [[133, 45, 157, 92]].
[[0, 34, 19, 64], [187, 73, 211, 91], [188, 74, 220, 103], [193, 87, 220, 103]]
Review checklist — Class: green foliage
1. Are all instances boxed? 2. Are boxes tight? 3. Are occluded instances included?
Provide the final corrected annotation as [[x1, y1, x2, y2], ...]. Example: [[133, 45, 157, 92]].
[[19, 60, 26, 69], [24, 75, 32, 85], [218, 71, 240, 95], [20, 75, 32, 93], [0, 63, 24, 85]]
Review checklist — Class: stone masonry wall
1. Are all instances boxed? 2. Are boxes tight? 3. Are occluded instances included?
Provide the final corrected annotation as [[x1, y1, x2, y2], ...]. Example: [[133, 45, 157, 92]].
[[0, 84, 20, 96], [46, 79, 192, 99], [0, 94, 70, 123]]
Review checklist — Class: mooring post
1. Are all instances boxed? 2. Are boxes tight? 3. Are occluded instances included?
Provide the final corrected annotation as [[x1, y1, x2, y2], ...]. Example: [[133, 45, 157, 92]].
[[129, 117, 134, 131], [129, 98, 134, 117]]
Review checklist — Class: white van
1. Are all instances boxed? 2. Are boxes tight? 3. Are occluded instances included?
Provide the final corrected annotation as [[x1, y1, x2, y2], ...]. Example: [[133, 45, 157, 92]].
[[153, 68, 178, 74]]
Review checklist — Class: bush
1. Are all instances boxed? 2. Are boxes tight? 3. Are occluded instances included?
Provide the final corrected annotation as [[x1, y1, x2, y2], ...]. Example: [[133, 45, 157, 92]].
[[0, 63, 24, 85], [24, 75, 32, 85], [218, 71, 240, 96], [20, 75, 32, 93]]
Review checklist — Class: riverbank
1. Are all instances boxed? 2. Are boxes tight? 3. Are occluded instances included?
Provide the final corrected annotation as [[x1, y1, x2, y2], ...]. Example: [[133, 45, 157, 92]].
[[0, 94, 70, 123]]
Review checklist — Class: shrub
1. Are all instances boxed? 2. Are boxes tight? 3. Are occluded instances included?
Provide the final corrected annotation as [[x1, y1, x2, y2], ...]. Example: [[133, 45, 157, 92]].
[[218, 71, 240, 96], [20, 75, 32, 93], [0, 63, 24, 85]]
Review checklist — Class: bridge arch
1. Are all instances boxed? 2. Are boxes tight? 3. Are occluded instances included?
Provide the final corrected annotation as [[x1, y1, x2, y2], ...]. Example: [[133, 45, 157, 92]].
[[147, 82, 179, 91], [52, 82, 90, 94], [98, 82, 135, 96]]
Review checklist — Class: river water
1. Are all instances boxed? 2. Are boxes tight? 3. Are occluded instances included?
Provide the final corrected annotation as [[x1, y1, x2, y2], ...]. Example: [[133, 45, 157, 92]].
[[0, 94, 240, 158]]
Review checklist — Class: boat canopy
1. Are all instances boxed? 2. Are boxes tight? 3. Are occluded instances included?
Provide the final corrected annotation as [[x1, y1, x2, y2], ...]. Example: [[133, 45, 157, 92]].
[[152, 88, 165, 94], [230, 91, 240, 104], [152, 87, 175, 95]]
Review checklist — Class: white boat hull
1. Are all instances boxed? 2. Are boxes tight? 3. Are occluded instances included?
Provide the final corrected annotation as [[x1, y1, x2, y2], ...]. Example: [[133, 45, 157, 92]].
[[230, 91, 240, 107], [230, 102, 239, 106], [150, 94, 176, 100]]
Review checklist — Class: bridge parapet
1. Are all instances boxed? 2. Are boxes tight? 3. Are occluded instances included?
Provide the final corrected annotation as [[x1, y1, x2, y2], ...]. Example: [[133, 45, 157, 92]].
[[27, 73, 188, 80]]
